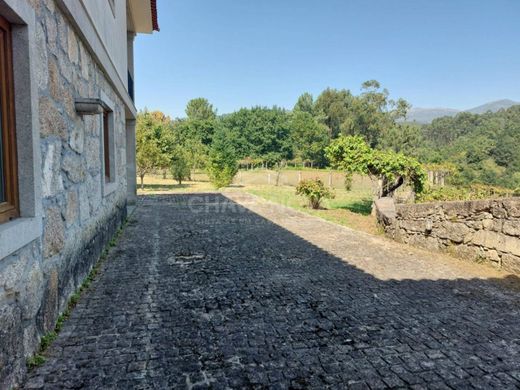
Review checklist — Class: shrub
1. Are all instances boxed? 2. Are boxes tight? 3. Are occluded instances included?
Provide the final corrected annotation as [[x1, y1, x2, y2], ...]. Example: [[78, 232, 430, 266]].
[[296, 178, 335, 209], [344, 173, 353, 191]]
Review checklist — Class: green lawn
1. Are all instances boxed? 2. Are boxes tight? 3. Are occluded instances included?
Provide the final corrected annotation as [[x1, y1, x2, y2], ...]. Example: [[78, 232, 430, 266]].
[[243, 185, 378, 235]]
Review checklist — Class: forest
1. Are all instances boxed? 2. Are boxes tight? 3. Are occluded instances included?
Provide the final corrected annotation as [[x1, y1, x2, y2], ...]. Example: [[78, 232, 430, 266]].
[[136, 80, 520, 198]]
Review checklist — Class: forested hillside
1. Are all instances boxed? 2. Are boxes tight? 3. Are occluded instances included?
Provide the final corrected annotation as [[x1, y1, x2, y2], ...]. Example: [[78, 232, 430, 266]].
[[418, 107, 520, 189]]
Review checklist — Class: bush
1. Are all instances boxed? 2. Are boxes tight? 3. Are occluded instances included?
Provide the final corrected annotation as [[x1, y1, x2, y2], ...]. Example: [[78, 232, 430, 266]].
[[296, 178, 335, 209], [417, 183, 515, 202]]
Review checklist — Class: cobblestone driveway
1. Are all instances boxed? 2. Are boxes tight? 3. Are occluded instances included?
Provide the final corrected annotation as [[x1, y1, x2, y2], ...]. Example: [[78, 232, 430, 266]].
[[26, 193, 520, 389]]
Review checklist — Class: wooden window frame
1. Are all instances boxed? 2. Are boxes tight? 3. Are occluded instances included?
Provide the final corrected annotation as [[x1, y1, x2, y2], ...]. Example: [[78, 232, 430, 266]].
[[0, 15, 18, 224], [103, 110, 111, 183]]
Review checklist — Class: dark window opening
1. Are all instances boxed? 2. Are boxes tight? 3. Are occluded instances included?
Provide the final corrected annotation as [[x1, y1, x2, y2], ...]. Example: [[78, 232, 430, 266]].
[[103, 111, 111, 183]]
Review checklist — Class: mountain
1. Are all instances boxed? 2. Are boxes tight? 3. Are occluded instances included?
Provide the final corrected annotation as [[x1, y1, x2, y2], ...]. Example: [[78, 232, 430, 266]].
[[405, 107, 460, 124], [406, 99, 519, 124], [465, 99, 519, 114]]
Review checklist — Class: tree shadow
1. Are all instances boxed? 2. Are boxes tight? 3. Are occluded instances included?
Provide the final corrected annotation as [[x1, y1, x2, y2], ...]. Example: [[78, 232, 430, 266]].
[[339, 199, 373, 215], [140, 183, 190, 191], [26, 192, 520, 389]]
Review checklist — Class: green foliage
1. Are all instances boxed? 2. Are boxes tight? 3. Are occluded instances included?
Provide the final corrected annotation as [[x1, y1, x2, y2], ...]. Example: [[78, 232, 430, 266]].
[[170, 147, 191, 184], [27, 355, 46, 370], [417, 183, 516, 202], [136, 111, 171, 188], [314, 82, 409, 146], [289, 111, 330, 167], [294, 92, 315, 115], [379, 123, 423, 157], [185, 98, 217, 121], [219, 106, 293, 165], [419, 106, 520, 189], [314, 88, 353, 138], [344, 173, 353, 191], [207, 126, 239, 188], [326, 135, 427, 197], [296, 178, 335, 209]]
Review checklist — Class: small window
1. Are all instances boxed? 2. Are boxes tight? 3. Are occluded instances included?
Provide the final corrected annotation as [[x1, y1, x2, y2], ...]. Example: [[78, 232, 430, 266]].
[[0, 15, 18, 223], [102, 109, 115, 184]]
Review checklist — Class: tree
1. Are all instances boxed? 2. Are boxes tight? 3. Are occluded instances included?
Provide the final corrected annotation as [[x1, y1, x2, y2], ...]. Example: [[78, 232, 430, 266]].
[[136, 111, 169, 189], [326, 135, 426, 198], [314, 88, 353, 138], [185, 98, 216, 121], [207, 126, 239, 188], [341, 80, 410, 147], [289, 111, 329, 167], [294, 92, 315, 115], [136, 134, 162, 190], [379, 123, 423, 157], [219, 106, 293, 166], [170, 147, 191, 185]]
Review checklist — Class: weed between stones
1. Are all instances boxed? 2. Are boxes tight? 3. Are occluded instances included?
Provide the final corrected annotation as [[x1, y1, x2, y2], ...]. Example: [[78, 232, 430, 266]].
[[26, 218, 129, 371]]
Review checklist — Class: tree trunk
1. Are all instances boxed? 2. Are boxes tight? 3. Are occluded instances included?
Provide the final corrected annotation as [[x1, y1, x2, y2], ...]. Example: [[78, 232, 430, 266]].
[[140, 174, 145, 190], [380, 176, 404, 198]]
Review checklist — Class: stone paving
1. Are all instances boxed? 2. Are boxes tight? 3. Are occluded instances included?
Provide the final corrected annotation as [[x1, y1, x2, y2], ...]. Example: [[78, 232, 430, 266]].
[[25, 193, 520, 389]]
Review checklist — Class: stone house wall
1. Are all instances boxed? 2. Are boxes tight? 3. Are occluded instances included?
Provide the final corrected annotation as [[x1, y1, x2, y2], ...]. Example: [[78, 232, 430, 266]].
[[0, 0, 131, 387], [375, 197, 520, 274]]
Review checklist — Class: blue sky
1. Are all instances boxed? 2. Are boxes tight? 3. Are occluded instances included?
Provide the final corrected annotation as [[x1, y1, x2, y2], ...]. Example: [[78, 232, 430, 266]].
[[134, 0, 520, 118]]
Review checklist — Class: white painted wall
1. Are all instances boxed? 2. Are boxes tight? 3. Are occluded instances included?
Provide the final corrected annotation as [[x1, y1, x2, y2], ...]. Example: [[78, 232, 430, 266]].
[[80, 0, 128, 87]]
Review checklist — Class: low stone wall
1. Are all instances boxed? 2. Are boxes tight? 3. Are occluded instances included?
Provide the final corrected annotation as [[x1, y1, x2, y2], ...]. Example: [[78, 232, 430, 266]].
[[375, 197, 520, 273]]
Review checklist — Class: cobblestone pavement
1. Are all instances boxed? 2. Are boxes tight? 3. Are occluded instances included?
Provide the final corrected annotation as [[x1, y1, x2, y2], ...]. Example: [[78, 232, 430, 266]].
[[25, 193, 520, 389]]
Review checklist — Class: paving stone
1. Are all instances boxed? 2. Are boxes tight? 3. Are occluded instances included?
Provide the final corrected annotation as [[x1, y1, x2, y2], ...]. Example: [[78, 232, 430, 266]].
[[24, 194, 520, 389]]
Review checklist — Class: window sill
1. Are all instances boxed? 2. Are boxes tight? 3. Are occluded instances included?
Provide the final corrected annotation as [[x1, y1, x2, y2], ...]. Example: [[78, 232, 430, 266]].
[[0, 216, 42, 260], [103, 181, 117, 197]]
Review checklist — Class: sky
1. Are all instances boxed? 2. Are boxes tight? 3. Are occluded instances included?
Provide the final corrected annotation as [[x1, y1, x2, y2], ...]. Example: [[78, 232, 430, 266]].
[[134, 0, 520, 118]]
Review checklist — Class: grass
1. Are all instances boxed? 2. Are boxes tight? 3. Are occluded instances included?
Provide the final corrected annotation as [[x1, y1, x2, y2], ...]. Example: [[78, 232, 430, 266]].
[[243, 185, 378, 235], [138, 175, 216, 194], [26, 220, 129, 371], [138, 172, 378, 235]]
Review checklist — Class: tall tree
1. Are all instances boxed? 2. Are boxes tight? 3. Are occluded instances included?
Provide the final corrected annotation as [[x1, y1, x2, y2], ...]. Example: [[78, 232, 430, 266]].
[[289, 111, 330, 167], [207, 125, 239, 188], [136, 111, 165, 189], [341, 80, 410, 147], [185, 98, 217, 121], [293, 92, 315, 115], [314, 88, 353, 138]]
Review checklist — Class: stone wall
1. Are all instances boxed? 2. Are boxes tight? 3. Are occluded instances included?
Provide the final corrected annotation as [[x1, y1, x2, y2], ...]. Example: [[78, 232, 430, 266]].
[[0, 0, 130, 387], [376, 197, 520, 274]]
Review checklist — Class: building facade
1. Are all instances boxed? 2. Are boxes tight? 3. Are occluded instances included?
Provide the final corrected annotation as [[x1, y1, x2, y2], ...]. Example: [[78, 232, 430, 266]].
[[0, 0, 158, 386]]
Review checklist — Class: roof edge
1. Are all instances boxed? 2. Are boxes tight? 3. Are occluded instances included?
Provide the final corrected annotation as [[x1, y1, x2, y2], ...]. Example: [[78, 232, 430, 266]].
[[151, 0, 159, 31]]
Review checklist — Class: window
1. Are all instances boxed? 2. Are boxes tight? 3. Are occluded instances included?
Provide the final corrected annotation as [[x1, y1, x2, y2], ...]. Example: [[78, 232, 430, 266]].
[[102, 106, 115, 186], [103, 111, 111, 182], [0, 14, 18, 223]]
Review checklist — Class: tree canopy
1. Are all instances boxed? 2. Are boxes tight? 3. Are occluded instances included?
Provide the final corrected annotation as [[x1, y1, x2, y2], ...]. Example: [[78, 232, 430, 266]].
[[135, 81, 520, 193]]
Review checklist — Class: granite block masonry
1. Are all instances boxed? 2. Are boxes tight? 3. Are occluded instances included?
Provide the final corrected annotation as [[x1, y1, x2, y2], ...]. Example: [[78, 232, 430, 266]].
[[0, 0, 133, 387], [376, 197, 520, 273]]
